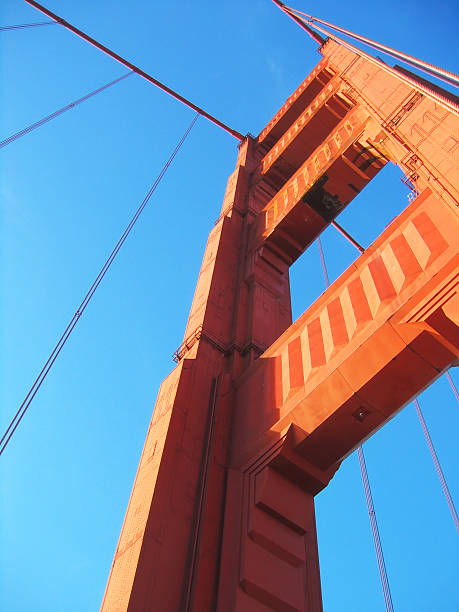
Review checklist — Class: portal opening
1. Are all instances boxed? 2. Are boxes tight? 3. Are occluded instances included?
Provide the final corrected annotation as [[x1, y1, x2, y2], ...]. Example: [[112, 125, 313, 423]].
[[289, 162, 412, 323]]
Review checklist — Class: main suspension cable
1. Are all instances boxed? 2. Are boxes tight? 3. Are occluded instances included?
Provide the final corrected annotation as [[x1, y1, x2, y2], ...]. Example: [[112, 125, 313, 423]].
[[414, 398, 459, 532], [273, 1, 459, 116], [0, 71, 134, 149], [271, 0, 324, 45], [0, 112, 199, 458], [25, 0, 243, 141], [286, 5, 459, 88], [0, 20, 56, 32]]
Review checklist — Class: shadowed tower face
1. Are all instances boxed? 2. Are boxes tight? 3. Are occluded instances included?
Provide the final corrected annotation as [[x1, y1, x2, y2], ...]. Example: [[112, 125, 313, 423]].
[[101, 39, 459, 612]]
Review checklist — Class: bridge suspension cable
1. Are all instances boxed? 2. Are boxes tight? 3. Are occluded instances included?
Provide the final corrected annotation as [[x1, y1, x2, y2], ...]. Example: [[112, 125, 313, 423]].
[[272, 0, 459, 116], [445, 371, 459, 403], [271, 0, 325, 45], [330, 220, 364, 253], [316, 236, 329, 286], [25, 0, 244, 141], [317, 235, 395, 611], [0, 71, 134, 149], [414, 399, 459, 532], [357, 447, 395, 612], [0, 20, 56, 32], [0, 112, 199, 458], [285, 4, 459, 88]]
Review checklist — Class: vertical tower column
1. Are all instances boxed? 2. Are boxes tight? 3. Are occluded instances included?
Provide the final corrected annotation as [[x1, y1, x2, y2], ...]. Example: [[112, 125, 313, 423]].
[[101, 137, 294, 611]]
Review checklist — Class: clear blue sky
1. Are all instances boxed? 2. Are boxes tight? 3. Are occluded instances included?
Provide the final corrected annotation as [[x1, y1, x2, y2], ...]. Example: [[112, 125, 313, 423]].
[[1, 1, 458, 610]]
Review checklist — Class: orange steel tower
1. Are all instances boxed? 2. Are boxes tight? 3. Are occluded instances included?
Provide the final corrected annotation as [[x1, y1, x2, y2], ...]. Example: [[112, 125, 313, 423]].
[[101, 36, 459, 612]]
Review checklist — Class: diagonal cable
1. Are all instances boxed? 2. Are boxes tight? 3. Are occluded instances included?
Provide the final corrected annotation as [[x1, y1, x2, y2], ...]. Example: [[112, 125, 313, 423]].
[[0, 20, 56, 31], [0, 71, 134, 149], [0, 112, 199, 458]]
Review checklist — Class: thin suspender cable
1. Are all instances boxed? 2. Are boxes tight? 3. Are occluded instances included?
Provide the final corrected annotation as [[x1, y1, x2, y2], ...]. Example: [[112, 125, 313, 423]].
[[277, 3, 459, 116], [317, 236, 394, 611], [0, 71, 134, 149], [445, 372, 459, 403], [358, 447, 395, 612], [25, 0, 244, 141], [0, 112, 199, 458], [414, 398, 459, 532], [286, 5, 459, 88], [317, 236, 330, 287], [0, 20, 56, 32]]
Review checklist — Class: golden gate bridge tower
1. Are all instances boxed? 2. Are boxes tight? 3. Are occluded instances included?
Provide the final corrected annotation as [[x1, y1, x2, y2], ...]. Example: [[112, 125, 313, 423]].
[[3, 1, 458, 611], [99, 5, 458, 610]]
